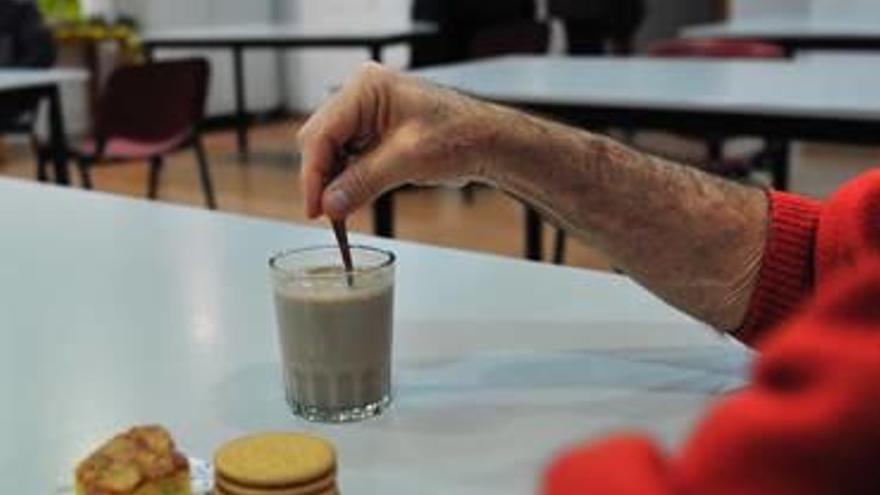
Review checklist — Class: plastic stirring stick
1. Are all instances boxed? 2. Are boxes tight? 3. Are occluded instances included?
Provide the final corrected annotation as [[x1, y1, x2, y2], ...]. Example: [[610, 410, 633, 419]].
[[331, 219, 354, 287]]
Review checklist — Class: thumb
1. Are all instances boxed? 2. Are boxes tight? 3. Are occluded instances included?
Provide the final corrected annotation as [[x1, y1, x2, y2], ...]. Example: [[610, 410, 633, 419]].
[[321, 149, 400, 220]]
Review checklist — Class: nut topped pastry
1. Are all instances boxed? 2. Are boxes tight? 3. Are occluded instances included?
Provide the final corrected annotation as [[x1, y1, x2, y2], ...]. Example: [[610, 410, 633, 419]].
[[75, 425, 190, 495]]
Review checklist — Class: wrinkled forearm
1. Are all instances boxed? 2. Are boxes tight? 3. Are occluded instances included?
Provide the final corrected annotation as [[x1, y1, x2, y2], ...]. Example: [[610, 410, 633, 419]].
[[478, 107, 767, 331]]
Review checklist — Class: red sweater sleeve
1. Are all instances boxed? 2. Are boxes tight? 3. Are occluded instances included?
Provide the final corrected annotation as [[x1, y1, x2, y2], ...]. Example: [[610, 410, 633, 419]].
[[739, 170, 880, 344], [543, 172, 880, 495]]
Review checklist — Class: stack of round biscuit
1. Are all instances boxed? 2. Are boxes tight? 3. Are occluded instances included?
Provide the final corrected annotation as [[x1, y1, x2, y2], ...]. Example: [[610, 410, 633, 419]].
[[214, 432, 337, 495]]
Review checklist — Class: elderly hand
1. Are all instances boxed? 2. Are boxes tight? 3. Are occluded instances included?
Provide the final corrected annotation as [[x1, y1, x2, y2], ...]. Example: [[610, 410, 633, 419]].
[[296, 62, 500, 220]]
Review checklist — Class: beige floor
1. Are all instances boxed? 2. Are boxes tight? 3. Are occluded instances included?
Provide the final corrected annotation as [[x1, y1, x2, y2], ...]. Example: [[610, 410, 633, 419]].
[[0, 122, 612, 271]]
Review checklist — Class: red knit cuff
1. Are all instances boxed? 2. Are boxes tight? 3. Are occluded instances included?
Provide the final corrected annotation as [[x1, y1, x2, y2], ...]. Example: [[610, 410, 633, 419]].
[[736, 191, 822, 346]]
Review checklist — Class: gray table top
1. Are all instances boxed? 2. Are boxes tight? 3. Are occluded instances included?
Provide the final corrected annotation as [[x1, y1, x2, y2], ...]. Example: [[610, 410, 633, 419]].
[[684, 16, 880, 39], [414, 55, 880, 121], [0, 179, 747, 494], [143, 21, 436, 45], [0, 68, 87, 92]]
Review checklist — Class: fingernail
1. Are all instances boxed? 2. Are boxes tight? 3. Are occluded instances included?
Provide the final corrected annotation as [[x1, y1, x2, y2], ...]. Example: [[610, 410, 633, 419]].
[[324, 188, 350, 216]]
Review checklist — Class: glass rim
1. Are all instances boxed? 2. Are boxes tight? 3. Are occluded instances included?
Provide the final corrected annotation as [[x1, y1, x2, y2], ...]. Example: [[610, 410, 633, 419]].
[[269, 244, 396, 279]]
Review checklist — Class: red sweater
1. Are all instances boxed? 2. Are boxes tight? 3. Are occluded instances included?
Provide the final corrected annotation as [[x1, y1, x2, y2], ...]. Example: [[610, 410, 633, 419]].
[[543, 171, 880, 494]]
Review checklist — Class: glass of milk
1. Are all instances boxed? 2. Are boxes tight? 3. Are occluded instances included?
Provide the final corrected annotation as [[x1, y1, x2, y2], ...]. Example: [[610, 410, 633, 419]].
[[269, 246, 395, 423]]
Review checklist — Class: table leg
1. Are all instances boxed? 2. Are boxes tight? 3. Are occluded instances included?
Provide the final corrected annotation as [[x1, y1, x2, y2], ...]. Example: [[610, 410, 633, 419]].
[[525, 207, 543, 261], [46, 85, 70, 186], [232, 45, 249, 159], [770, 140, 790, 191], [368, 43, 394, 238]]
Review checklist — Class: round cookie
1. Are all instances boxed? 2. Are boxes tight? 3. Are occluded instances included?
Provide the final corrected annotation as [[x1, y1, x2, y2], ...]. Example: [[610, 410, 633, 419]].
[[216, 488, 337, 495], [214, 433, 336, 488], [215, 472, 335, 495]]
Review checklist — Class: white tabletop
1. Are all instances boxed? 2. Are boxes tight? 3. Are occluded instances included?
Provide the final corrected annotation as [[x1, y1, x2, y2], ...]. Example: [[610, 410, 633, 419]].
[[143, 21, 436, 44], [0, 179, 748, 494], [414, 55, 880, 121], [0, 68, 87, 92], [683, 16, 880, 40]]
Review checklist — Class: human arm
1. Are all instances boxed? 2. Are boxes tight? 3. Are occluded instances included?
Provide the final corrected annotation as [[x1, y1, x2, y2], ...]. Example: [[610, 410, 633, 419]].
[[296, 63, 767, 331]]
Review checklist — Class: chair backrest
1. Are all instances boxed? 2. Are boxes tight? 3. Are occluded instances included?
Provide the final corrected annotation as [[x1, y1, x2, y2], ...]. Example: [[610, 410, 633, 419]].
[[647, 39, 786, 59], [411, 0, 540, 67], [548, 0, 646, 55], [468, 21, 549, 59], [95, 58, 210, 143]]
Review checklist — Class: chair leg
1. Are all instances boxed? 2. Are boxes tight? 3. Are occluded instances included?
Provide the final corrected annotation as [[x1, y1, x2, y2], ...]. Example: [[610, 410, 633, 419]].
[[706, 139, 723, 169], [553, 229, 567, 265], [147, 156, 164, 200], [193, 137, 217, 210], [461, 184, 476, 205], [76, 157, 93, 190]]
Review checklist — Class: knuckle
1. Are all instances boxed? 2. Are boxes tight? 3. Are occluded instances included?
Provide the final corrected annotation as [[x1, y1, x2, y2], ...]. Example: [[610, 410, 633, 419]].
[[357, 61, 393, 87], [344, 164, 378, 202]]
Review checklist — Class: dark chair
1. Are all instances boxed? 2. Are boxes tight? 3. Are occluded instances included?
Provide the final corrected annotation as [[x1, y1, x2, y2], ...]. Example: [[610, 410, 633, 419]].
[[468, 20, 550, 59], [411, 0, 545, 67], [548, 0, 646, 55], [41, 58, 217, 209]]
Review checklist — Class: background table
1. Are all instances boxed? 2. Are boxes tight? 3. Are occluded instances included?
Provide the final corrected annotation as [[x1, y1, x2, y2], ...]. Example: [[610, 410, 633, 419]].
[[415, 55, 880, 260], [0, 178, 748, 494], [143, 22, 436, 240], [0, 69, 87, 185], [683, 17, 880, 54]]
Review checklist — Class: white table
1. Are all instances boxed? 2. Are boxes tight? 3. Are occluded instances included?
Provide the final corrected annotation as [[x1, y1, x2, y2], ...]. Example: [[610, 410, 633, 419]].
[[414, 55, 880, 259], [0, 69, 87, 185], [0, 179, 748, 494], [142, 22, 436, 240], [683, 17, 880, 54]]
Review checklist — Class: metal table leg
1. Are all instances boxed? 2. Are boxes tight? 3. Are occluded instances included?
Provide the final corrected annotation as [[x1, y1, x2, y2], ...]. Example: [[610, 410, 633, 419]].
[[232, 45, 249, 160], [525, 207, 543, 261], [369, 43, 394, 238], [46, 85, 70, 185]]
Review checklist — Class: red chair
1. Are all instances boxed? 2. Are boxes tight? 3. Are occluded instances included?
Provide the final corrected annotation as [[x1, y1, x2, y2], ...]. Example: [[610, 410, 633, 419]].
[[647, 38, 786, 59], [42, 58, 217, 209]]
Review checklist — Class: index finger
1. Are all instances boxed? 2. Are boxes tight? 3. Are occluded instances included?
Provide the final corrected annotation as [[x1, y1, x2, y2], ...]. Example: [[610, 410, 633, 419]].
[[296, 64, 382, 218]]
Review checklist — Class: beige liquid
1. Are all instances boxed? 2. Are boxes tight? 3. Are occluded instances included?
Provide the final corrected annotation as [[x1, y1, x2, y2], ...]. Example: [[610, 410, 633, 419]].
[[274, 267, 393, 411]]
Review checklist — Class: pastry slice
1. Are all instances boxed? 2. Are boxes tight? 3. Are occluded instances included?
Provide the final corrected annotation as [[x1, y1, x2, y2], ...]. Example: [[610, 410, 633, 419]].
[[75, 425, 190, 495]]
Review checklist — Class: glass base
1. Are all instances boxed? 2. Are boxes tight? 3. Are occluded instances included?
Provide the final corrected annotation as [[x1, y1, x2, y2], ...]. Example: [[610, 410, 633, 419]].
[[287, 395, 391, 423]]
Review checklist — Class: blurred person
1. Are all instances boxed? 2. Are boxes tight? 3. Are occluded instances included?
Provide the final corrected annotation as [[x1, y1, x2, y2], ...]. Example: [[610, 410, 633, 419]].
[[297, 63, 880, 494], [0, 0, 56, 125], [0, 0, 55, 68]]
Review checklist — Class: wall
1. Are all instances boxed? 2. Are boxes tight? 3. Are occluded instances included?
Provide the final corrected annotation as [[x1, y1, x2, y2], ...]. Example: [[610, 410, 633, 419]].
[[119, 0, 281, 117]]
